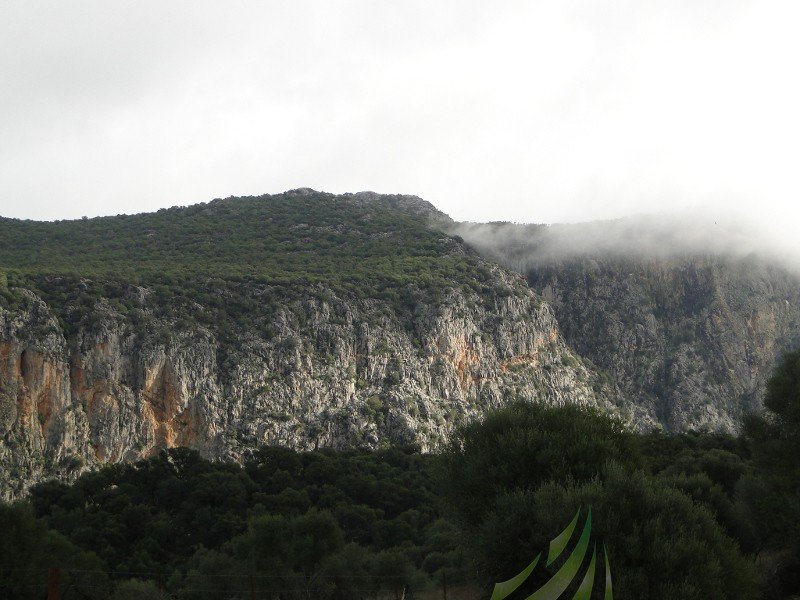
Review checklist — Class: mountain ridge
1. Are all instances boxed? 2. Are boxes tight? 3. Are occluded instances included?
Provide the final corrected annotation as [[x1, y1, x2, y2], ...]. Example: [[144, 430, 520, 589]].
[[0, 190, 622, 499], [3, 189, 797, 497]]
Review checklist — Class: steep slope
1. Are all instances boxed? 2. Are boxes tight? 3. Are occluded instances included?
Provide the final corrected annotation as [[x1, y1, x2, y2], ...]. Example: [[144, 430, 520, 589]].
[[0, 190, 618, 498], [453, 218, 800, 432]]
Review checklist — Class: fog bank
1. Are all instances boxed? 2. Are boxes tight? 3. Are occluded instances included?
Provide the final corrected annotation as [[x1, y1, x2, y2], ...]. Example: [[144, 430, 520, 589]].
[[449, 211, 800, 273]]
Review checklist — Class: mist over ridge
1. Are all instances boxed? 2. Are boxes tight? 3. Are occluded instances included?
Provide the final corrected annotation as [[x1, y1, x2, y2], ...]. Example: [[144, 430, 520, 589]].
[[448, 209, 800, 274]]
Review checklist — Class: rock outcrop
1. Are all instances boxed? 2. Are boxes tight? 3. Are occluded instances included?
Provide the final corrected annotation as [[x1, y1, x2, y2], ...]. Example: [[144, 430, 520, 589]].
[[0, 268, 617, 499]]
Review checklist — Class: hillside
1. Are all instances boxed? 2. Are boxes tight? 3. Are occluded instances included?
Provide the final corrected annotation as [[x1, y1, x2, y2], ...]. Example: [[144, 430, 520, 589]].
[[0, 190, 617, 498], [453, 217, 800, 432], [0, 189, 462, 293]]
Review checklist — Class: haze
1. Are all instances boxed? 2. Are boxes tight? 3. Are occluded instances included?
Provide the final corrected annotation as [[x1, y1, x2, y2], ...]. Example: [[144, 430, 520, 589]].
[[451, 212, 800, 274], [1, 1, 798, 254]]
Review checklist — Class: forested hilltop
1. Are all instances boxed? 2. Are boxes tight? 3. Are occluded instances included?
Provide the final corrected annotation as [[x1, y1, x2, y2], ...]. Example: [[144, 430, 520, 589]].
[[1, 189, 472, 297], [0, 190, 616, 498]]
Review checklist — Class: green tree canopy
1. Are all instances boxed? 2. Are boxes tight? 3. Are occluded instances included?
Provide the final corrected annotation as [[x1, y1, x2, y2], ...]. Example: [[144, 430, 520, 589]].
[[438, 402, 642, 525]]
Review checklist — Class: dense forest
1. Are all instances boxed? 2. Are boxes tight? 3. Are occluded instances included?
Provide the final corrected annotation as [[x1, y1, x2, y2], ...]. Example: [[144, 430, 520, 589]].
[[2, 349, 799, 599], [0, 191, 455, 284]]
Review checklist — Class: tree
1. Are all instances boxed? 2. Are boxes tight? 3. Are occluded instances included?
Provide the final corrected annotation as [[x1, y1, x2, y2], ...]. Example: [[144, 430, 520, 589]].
[[438, 401, 642, 525], [742, 348, 800, 597], [746, 348, 800, 482]]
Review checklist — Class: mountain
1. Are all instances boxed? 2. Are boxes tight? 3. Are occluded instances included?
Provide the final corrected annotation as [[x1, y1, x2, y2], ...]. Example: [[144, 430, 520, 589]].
[[0, 190, 618, 499], [452, 216, 800, 432]]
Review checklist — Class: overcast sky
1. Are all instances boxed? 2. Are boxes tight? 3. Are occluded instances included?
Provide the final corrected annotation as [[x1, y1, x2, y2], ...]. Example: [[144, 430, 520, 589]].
[[1, 1, 798, 247]]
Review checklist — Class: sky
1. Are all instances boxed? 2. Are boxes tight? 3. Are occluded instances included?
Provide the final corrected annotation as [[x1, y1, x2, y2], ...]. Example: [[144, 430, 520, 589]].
[[1, 1, 799, 250]]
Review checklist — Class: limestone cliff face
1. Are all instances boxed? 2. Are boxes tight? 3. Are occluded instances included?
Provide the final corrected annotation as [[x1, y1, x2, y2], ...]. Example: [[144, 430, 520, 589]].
[[0, 292, 91, 496], [0, 268, 615, 499], [527, 256, 800, 432]]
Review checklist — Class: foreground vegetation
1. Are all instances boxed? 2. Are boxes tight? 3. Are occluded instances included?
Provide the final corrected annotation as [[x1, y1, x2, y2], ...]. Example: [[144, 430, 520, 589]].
[[3, 447, 454, 599], [2, 350, 800, 599]]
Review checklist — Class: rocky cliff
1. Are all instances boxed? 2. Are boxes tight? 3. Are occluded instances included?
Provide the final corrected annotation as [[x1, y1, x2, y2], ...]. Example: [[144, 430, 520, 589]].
[[0, 191, 620, 498], [453, 218, 800, 433]]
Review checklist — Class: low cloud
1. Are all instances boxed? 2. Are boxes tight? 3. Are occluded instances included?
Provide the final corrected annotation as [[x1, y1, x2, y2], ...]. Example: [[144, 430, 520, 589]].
[[449, 210, 800, 273]]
